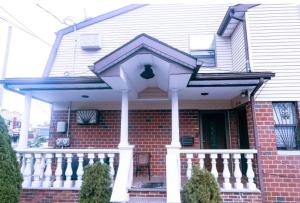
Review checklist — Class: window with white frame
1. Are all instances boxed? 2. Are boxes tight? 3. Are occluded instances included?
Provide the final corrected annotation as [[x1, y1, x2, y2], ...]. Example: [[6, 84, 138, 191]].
[[272, 102, 298, 150], [189, 35, 216, 67]]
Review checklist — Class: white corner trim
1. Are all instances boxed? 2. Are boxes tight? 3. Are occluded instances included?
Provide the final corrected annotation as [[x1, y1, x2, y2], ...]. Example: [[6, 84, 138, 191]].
[[277, 150, 300, 156]]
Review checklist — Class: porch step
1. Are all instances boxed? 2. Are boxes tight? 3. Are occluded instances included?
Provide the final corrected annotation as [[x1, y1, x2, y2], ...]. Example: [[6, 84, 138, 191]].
[[129, 197, 166, 203], [129, 188, 166, 197], [129, 188, 167, 202]]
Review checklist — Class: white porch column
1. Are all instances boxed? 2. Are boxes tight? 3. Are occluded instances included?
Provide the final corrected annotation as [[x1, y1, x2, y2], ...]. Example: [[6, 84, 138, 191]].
[[18, 93, 32, 149], [119, 90, 129, 147], [171, 89, 181, 147]]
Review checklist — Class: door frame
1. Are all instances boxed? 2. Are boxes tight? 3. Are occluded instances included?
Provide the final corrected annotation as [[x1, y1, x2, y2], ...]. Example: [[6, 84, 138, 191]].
[[199, 110, 230, 149]]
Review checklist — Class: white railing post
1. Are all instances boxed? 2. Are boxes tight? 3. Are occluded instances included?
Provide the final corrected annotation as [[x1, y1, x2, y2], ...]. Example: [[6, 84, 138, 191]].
[[53, 153, 63, 188], [108, 153, 115, 184], [198, 153, 205, 169], [245, 153, 256, 190], [186, 153, 193, 179], [64, 153, 73, 188], [22, 153, 33, 187], [88, 153, 94, 165], [42, 153, 53, 188], [75, 153, 84, 189], [222, 153, 231, 190], [32, 153, 42, 188], [210, 154, 218, 180], [233, 153, 243, 189]]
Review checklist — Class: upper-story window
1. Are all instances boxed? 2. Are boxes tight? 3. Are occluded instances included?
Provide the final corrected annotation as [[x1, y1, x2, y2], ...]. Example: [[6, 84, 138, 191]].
[[189, 35, 216, 67], [272, 102, 299, 150]]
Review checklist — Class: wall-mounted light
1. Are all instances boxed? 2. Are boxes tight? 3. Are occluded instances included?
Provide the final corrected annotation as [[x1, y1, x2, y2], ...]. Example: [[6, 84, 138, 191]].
[[140, 64, 155, 79], [240, 90, 248, 98], [201, 92, 209, 96]]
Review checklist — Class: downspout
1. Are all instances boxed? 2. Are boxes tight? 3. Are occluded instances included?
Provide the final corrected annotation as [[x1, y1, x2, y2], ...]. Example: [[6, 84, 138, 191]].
[[250, 78, 266, 202], [66, 102, 72, 137]]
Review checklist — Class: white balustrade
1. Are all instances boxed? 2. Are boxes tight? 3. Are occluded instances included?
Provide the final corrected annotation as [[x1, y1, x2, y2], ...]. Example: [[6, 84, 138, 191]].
[[186, 153, 193, 179], [198, 153, 205, 169], [245, 153, 256, 190], [32, 153, 42, 187], [180, 149, 258, 192], [75, 153, 84, 188], [233, 153, 243, 190], [64, 153, 73, 188], [53, 153, 63, 188], [108, 153, 115, 185], [210, 154, 218, 180], [15, 148, 119, 190], [42, 153, 53, 188], [22, 153, 33, 187]]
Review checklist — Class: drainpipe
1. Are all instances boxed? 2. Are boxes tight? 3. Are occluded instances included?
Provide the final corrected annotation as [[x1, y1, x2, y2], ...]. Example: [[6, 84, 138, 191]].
[[250, 78, 265, 202]]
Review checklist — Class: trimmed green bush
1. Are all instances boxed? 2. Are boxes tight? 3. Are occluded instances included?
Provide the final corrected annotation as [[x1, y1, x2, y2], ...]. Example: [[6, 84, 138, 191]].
[[0, 115, 23, 203], [79, 163, 112, 203], [182, 168, 222, 203]]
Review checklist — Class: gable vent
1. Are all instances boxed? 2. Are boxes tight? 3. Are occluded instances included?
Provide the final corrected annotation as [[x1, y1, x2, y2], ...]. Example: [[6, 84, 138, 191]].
[[80, 34, 101, 51]]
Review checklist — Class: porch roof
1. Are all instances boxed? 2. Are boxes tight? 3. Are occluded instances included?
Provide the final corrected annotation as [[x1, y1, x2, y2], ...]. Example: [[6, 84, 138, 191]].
[[188, 72, 275, 87], [1, 72, 274, 104]]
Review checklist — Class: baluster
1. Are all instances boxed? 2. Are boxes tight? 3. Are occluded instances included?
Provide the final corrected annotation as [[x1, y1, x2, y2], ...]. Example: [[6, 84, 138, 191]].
[[64, 153, 73, 188], [222, 153, 231, 190], [210, 154, 218, 180], [32, 153, 42, 187], [198, 153, 205, 169], [186, 153, 193, 179], [88, 153, 94, 165], [22, 153, 33, 187], [245, 153, 256, 190], [16, 152, 21, 165], [53, 153, 63, 188], [20, 154, 26, 174], [108, 153, 115, 184], [98, 153, 105, 164], [233, 153, 243, 189], [42, 153, 53, 188], [75, 153, 84, 188]]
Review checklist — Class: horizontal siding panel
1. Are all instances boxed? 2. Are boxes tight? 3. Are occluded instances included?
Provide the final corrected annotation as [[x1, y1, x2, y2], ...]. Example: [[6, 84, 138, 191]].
[[246, 4, 300, 101], [50, 4, 232, 76]]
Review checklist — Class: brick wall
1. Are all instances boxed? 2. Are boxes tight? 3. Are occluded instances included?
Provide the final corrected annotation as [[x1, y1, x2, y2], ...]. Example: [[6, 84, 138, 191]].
[[20, 189, 79, 203], [248, 101, 300, 203], [20, 189, 262, 202], [49, 109, 200, 177]]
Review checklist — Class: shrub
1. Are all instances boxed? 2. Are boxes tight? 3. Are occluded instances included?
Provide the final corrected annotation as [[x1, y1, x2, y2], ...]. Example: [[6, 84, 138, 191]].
[[80, 163, 112, 203], [0, 115, 23, 203], [182, 167, 222, 203]]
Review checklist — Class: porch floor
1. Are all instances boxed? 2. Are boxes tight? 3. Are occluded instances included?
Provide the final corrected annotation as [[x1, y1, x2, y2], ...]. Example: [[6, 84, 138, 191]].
[[131, 176, 166, 190]]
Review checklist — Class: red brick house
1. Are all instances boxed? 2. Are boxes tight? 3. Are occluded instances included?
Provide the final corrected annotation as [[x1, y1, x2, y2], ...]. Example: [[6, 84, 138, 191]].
[[2, 4, 300, 203]]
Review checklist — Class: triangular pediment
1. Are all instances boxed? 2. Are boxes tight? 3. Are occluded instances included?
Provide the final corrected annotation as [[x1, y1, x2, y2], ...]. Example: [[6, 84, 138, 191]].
[[91, 33, 199, 76]]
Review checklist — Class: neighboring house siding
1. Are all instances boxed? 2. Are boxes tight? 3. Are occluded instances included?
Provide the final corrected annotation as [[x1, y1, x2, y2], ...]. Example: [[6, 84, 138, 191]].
[[231, 22, 247, 72], [49, 4, 232, 77], [246, 4, 300, 101]]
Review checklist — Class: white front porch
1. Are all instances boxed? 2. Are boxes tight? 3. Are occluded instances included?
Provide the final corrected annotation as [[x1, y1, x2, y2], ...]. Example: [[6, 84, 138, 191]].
[[1, 34, 274, 202]]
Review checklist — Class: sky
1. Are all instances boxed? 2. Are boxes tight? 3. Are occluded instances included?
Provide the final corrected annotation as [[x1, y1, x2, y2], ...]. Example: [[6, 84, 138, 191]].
[[0, 0, 133, 125], [0, 0, 299, 126]]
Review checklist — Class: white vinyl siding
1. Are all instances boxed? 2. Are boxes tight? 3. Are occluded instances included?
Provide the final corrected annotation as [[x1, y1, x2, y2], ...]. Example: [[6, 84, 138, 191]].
[[231, 22, 247, 72], [49, 4, 232, 77], [246, 4, 300, 101]]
